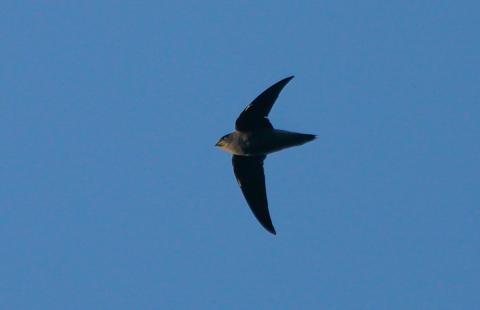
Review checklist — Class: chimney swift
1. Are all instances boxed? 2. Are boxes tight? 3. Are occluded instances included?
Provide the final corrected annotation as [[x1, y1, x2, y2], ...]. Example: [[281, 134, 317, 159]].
[[215, 76, 315, 235]]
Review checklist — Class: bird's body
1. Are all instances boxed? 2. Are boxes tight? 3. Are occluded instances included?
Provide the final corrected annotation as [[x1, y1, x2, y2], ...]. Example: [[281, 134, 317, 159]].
[[215, 76, 315, 235], [217, 129, 315, 156]]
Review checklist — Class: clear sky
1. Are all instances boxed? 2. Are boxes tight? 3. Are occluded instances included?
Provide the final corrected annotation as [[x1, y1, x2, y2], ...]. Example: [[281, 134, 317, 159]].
[[1, 1, 479, 309]]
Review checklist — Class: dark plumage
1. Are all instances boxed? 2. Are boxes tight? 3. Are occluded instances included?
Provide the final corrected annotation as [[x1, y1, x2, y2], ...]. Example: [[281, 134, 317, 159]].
[[216, 76, 315, 234]]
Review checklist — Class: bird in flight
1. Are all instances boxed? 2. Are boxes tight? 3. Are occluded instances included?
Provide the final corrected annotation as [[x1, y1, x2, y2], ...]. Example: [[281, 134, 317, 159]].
[[215, 76, 315, 235]]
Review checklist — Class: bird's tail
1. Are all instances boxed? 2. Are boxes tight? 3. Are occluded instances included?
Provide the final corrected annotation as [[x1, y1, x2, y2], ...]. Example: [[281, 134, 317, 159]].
[[295, 133, 316, 144], [266, 130, 316, 154], [280, 131, 316, 146]]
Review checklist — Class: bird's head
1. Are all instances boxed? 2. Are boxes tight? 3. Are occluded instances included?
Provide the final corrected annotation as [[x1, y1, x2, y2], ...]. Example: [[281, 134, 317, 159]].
[[215, 133, 234, 149]]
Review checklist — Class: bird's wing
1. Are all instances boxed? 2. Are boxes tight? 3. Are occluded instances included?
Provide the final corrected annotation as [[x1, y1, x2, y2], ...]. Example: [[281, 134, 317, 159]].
[[232, 155, 276, 235], [235, 76, 294, 132]]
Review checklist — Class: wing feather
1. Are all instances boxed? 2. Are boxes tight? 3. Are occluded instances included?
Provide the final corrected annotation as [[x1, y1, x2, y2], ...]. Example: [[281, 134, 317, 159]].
[[232, 155, 276, 235], [235, 76, 294, 132]]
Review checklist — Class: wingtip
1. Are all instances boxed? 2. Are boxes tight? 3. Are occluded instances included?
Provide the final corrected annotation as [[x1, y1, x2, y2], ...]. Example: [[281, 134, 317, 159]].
[[273, 75, 294, 88], [259, 219, 276, 235], [264, 225, 277, 235]]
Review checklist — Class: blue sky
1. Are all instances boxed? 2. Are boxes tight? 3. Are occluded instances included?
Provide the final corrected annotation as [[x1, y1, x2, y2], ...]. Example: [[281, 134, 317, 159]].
[[1, 1, 479, 309]]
